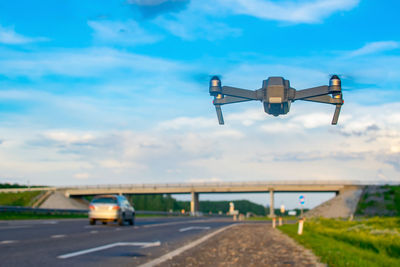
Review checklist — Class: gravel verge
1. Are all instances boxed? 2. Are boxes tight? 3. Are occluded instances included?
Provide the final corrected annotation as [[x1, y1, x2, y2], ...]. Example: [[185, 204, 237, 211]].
[[159, 223, 325, 267]]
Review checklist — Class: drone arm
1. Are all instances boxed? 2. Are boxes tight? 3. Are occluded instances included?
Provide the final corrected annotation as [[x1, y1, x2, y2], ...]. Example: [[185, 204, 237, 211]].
[[221, 86, 259, 100], [302, 95, 343, 125], [213, 96, 253, 105], [293, 86, 329, 100], [301, 95, 342, 104]]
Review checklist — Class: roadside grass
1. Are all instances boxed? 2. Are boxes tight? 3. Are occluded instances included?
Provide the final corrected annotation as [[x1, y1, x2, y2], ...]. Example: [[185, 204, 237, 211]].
[[279, 217, 400, 267], [0, 191, 43, 206]]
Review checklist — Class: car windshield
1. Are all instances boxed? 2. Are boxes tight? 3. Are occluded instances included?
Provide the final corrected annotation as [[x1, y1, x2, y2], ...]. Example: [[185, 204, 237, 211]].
[[91, 197, 117, 204]]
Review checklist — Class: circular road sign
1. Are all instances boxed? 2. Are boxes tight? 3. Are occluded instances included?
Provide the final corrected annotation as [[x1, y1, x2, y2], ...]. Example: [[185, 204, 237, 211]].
[[299, 195, 305, 205]]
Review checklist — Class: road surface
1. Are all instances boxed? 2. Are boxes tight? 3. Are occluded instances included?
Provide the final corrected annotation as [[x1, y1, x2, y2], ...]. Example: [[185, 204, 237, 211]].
[[0, 217, 236, 266]]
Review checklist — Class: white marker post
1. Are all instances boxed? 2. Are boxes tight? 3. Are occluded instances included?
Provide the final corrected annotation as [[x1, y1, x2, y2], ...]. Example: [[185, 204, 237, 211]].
[[298, 195, 305, 235], [279, 204, 285, 226], [298, 219, 304, 235]]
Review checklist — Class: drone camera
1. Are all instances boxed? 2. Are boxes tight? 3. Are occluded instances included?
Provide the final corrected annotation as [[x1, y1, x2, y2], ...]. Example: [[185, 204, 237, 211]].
[[209, 76, 222, 96]]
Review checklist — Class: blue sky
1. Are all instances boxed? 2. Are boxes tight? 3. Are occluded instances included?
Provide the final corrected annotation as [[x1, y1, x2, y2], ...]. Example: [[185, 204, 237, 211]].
[[1, 0, 400, 208]]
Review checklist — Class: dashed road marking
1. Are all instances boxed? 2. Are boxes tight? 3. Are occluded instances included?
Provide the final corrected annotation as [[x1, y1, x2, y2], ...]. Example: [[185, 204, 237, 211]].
[[138, 224, 237, 267], [58, 241, 161, 259], [90, 230, 98, 234], [42, 221, 58, 224], [51, 235, 66, 238], [0, 240, 18, 244], [143, 220, 210, 228], [179, 226, 211, 232]]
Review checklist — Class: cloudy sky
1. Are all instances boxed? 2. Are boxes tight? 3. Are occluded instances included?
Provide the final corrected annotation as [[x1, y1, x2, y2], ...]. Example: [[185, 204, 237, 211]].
[[0, 1, 400, 207]]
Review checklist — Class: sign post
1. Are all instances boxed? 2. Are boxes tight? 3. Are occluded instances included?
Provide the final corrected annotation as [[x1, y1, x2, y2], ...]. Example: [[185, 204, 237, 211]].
[[299, 195, 305, 218]]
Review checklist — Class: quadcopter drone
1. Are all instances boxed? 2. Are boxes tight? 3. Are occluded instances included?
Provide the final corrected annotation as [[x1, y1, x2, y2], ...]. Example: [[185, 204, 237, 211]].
[[209, 75, 343, 125]]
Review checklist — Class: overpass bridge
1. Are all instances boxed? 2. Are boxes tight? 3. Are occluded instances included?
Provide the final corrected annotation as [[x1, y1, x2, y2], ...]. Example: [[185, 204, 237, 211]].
[[1, 180, 367, 216]]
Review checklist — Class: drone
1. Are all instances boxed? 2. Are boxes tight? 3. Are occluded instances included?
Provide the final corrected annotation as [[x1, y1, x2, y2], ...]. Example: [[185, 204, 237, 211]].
[[209, 75, 343, 125]]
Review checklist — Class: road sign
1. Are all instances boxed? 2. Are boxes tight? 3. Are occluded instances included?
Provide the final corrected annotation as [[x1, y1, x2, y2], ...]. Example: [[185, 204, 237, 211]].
[[299, 195, 305, 205]]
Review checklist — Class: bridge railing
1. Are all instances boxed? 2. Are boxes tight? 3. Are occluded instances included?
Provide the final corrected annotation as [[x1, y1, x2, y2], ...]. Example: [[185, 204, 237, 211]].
[[58, 179, 382, 190]]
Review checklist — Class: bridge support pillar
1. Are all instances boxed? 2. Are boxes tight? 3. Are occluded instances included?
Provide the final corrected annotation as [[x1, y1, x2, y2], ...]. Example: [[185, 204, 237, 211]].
[[190, 191, 199, 216], [269, 189, 275, 217]]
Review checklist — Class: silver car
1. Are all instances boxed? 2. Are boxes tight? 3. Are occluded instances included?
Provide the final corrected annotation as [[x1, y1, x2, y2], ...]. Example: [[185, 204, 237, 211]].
[[89, 195, 135, 226]]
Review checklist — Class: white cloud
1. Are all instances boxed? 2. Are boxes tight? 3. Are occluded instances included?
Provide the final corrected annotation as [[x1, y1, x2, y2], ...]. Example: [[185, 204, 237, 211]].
[[347, 41, 400, 57], [88, 20, 161, 45], [156, 15, 241, 41], [0, 25, 48, 45], [157, 117, 215, 130], [74, 173, 90, 180], [214, 0, 360, 23], [2, 101, 400, 186], [0, 47, 187, 78]]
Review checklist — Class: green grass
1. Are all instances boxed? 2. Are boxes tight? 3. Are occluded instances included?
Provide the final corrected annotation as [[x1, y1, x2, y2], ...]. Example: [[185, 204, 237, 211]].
[[0, 191, 43, 206], [279, 217, 400, 267]]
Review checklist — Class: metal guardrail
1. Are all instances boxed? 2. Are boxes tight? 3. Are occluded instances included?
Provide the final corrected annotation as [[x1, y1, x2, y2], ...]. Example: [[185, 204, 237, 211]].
[[0, 205, 88, 214], [0, 206, 188, 216]]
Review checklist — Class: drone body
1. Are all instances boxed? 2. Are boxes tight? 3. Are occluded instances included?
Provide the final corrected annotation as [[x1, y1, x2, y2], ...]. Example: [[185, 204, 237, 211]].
[[209, 75, 343, 125]]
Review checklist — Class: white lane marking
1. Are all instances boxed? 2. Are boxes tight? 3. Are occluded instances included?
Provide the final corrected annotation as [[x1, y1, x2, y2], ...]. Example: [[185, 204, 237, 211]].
[[51, 235, 66, 238], [179, 226, 211, 232], [57, 241, 161, 259], [143, 219, 211, 229], [138, 224, 237, 267], [42, 221, 58, 224], [0, 240, 18, 244], [90, 230, 98, 234]]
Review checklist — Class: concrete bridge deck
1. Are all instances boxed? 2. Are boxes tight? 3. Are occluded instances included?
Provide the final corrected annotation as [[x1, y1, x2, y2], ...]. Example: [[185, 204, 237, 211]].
[[0, 180, 378, 216]]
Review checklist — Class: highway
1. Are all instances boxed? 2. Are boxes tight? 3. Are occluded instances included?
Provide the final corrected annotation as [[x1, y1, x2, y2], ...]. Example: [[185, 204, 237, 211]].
[[0, 217, 238, 266]]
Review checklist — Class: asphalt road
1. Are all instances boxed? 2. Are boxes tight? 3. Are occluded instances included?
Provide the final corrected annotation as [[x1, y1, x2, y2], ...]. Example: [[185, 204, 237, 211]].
[[0, 217, 237, 267]]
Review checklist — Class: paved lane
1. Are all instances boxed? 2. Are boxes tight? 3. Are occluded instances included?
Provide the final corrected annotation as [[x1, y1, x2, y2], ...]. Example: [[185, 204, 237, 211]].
[[0, 217, 235, 266]]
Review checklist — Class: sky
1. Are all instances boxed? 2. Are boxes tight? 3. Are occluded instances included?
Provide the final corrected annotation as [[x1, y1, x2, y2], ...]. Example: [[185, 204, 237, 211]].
[[1, 0, 400, 208]]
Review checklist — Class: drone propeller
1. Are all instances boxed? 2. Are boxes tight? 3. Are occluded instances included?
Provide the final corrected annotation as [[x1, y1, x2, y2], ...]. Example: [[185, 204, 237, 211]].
[[215, 105, 224, 125], [329, 75, 343, 125]]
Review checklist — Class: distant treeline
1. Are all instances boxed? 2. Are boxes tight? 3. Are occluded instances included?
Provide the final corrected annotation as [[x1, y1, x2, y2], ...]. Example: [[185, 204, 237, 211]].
[[127, 194, 268, 215], [0, 183, 44, 189]]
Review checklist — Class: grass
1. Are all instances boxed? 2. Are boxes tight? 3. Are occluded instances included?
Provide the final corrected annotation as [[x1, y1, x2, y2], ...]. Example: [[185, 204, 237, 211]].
[[0, 191, 43, 206], [279, 217, 400, 267], [356, 185, 400, 216]]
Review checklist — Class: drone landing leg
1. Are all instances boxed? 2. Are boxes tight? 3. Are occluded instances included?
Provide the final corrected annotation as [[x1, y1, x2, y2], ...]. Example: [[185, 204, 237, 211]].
[[332, 105, 341, 125], [215, 105, 224, 125]]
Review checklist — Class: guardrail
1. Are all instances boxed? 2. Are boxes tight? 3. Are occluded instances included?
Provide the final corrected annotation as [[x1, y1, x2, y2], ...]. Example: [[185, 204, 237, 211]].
[[0, 206, 189, 216], [0, 205, 88, 214]]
